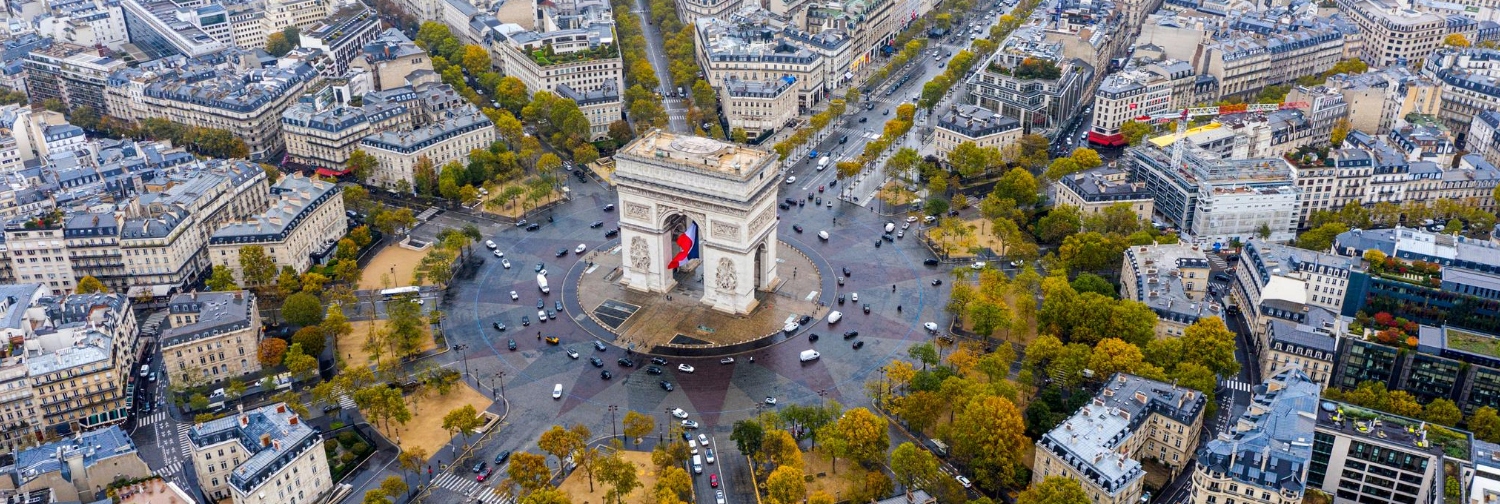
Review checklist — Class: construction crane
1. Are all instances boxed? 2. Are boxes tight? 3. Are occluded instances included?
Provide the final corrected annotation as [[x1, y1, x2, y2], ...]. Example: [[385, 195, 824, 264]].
[[1136, 102, 1308, 169]]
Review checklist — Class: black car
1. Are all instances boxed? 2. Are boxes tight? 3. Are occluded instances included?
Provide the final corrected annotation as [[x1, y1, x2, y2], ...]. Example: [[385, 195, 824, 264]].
[[507, 339, 517, 351], [526, 223, 540, 231], [1213, 272, 1232, 282], [779, 203, 790, 210], [859, 117, 868, 123], [785, 197, 798, 205], [837, 294, 845, 304], [556, 248, 569, 257], [882, 234, 895, 242], [809, 333, 819, 341], [924, 258, 940, 266], [493, 322, 506, 331], [522, 316, 531, 326], [660, 381, 674, 391], [842, 267, 851, 277], [931, 279, 943, 286], [646, 365, 664, 375], [555, 301, 564, 311], [799, 315, 813, 325], [473, 461, 487, 473], [537, 299, 545, 309], [651, 357, 668, 366], [590, 221, 605, 228], [1226, 305, 1242, 315], [535, 263, 545, 272], [495, 450, 511, 464], [600, 370, 613, 380], [603, 204, 615, 212], [1226, 254, 1240, 263], [618, 358, 635, 367], [839, 136, 849, 144], [593, 341, 607, 351], [862, 303, 871, 314], [793, 224, 803, 233], [590, 357, 604, 367], [843, 331, 859, 339], [852, 341, 865, 349], [605, 229, 620, 238]]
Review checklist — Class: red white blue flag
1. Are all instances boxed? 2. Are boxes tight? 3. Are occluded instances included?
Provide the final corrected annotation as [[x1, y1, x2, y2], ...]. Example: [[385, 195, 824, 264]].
[[668, 222, 699, 269]]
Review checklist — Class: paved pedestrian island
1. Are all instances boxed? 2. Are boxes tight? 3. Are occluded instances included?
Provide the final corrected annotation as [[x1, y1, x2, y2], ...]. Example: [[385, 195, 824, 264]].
[[575, 241, 827, 353]]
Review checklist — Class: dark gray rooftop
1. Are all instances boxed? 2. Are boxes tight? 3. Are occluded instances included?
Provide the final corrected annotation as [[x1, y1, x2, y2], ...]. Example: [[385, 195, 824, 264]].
[[1196, 369, 1319, 496]]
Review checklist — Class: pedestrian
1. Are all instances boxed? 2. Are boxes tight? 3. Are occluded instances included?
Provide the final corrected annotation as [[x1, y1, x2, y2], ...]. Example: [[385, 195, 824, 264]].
[[898, 305, 902, 312], [892, 284, 896, 292]]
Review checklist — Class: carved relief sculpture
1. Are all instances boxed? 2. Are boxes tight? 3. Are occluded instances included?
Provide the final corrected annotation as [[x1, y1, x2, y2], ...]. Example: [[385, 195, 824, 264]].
[[715, 257, 738, 291], [625, 202, 652, 221], [630, 237, 650, 270]]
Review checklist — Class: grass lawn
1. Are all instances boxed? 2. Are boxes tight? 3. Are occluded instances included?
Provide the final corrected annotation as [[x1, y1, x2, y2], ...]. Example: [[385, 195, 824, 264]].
[[877, 181, 916, 207], [375, 382, 492, 458], [925, 218, 1008, 259], [337, 320, 435, 366], [801, 450, 855, 500], [482, 179, 566, 219], [557, 449, 657, 504], [1445, 327, 1500, 357], [359, 246, 432, 290]]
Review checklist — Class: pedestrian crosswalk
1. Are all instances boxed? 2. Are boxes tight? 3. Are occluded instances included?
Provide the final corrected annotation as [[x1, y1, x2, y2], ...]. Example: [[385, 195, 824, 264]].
[[1220, 379, 1253, 393], [177, 424, 193, 456], [157, 459, 184, 478], [338, 394, 356, 410], [431, 472, 513, 504], [135, 411, 169, 426]]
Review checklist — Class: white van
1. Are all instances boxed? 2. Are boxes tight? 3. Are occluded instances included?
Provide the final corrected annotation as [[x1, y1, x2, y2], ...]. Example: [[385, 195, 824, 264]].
[[139, 364, 150, 378], [827, 311, 843, 324], [689, 439, 699, 454], [552, 384, 563, 399], [818, 230, 829, 241], [817, 156, 830, 170], [692, 455, 704, 474], [800, 350, 821, 362]]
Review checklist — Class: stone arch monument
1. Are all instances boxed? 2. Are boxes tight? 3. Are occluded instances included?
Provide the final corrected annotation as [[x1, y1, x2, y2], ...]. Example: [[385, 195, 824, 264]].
[[614, 130, 781, 315]]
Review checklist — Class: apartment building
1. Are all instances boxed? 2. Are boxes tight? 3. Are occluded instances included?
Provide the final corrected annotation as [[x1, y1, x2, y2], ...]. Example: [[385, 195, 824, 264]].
[[1309, 399, 1469, 504], [161, 291, 260, 385], [297, 5, 382, 76], [676, 0, 742, 24], [5, 220, 79, 293], [351, 28, 435, 92], [969, 26, 1093, 137], [223, 0, 333, 51], [1230, 241, 1362, 342], [719, 77, 797, 139], [110, 60, 319, 161], [1429, 48, 1500, 136], [22, 43, 126, 113], [1126, 145, 1299, 244], [189, 402, 332, 504], [1290, 131, 1499, 227], [281, 90, 412, 169], [1263, 307, 1341, 388], [696, 8, 827, 115], [1089, 68, 1174, 147], [1389, 115, 1457, 166], [207, 175, 346, 281], [126, 159, 270, 290], [1119, 243, 1220, 338], [120, 0, 230, 59], [1033, 373, 1206, 504], [0, 284, 52, 453], [491, 0, 623, 97], [1055, 167, 1154, 220], [556, 83, 621, 140], [1191, 369, 1319, 504], [1469, 110, 1500, 167], [5, 426, 151, 502], [37, 0, 130, 51], [1332, 225, 1500, 331], [1336, 0, 1446, 68], [62, 213, 125, 293], [932, 105, 1022, 161], [359, 105, 495, 191], [26, 292, 139, 435], [1042, 0, 1127, 85]]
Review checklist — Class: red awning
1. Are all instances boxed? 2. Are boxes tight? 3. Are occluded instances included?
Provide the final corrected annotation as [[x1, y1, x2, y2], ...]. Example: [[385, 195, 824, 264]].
[[315, 167, 350, 177]]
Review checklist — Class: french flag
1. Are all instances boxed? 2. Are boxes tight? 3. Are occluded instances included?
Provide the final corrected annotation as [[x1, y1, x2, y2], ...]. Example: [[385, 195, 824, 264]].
[[668, 222, 699, 269]]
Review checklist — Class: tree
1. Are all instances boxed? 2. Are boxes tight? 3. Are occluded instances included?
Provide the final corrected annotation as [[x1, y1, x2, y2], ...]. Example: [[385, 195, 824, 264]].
[[1471, 406, 1500, 442], [443, 404, 484, 448], [1043, 157, 1081, 181], [461, 44, 491, 75], [206, 265, 239, 291], [1035, 205, 1083, 244], [764, 466, 807, 504], [890, 442, 939, 490], [1181, 317, 1240, 377], [1017, 476, 1090, 504], [396, 446, 428, 496], [760, 429, 802, 470], [1088, 338, 1151, 379], [283, 343, 318, 385], [623, 411, 654, 442], [597, 447, 642, 504], [993, 167, 1040, 207], [731, 127, 749, 143], [1387, 390, 1423, 418], [258, 338, 288, 367], [948, 395, 1029, 490], [379, 476, 407, 502], [1445, 33, 1471, 47], [292, 326, 327, 357], [239, 245, 276, 287], [1120, 120, 1152, 145], [266, 32, 294, 56], [948, 141, 996, 177], [539, 425, 581, 469], [283, 292, 325, 327], [834, 407, 889, 467], [1331, 117, 1351, 146], [75, 276, 106, 294], [1423, 398, 1462, 426], [1071, 273, 1114, 298], [362, 489, 392, 504], [730, 419, 764, 457], [1070, 147, 1102, 169], [348, 149, 379, 181], [508, 452, 553, 495]]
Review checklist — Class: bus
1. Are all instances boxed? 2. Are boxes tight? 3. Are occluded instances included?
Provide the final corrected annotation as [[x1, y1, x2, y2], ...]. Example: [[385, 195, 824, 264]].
[[379, 286, 421, 300]]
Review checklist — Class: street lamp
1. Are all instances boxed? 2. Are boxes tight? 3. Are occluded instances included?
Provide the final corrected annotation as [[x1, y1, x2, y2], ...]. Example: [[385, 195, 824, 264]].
[[496, 371, 506, 399], [453, 344, 470, 378], [609, 405, 619, 440]]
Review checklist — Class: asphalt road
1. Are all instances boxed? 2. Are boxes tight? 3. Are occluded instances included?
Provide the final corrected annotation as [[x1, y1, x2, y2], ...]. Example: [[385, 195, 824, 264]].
[[630, 0, 692, 133]]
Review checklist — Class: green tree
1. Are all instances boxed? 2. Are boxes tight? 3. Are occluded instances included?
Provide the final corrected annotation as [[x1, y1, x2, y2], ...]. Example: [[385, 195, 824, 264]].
[[379, 475, 407, 501], [266, 32, 294, 56], [1470, 406, 1500, 442], [1423, 398, 1462, 426], [1119, 120, 1152, 145], [1182, 317, 1241, 377], [348, 149, 379, 181], [1035, 205, 1083, 244], [239, 245, 277, 287], [948, 141, 996, 177], [890, 441, 939, 490], [75, 276, 106, 294], [1043, 157, 1081, 180], [1016, 476, 1090, 504], [764, 466, 807, 504], [442, 404, 485, 448], [597, 447, 642, 504], [292, 326, 327, 357], [731, 419, 764, 457], [731, 127, 749, 143], [283, 343, 319, 385], [283, 292, 325, 327], [992, 167, 1039, 207]]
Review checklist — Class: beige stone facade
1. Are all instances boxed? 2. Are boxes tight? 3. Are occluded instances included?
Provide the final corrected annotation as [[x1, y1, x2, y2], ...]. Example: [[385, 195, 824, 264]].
[[190, 403, 332, 504], [932, 105, 1021, 161], [208, 175, 347, 282], [361, 107, 496, 191], [27, 293, 139, 434], [1336, 0, 1446, 68], [161, 291, 262, 385]]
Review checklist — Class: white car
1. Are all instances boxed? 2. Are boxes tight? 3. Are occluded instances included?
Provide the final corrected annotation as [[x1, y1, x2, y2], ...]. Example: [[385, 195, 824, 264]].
[[553, 384, 563, 399], [566, 349, 579, 359], [678, 364, 695, 373], [493, 249, 504, 257], [689, 439, 699, 454], [906, 216, 918, 223], [538, 310, 546, 320], [502, 259, 512, 269], [956, 475, 972, 488], [671, 408, 690, 419], [510, 291, 519, 300], [923, 322, 939, 332], [785, 176, 797, 184], [764, 396, 777, 405], [851, 292, 859, 302], [575, 244, 587, 254], [697, 433, 709, 446], [486, 240, 497, 249], [971, 261, 987, 270], [716, 490, 726, 504]]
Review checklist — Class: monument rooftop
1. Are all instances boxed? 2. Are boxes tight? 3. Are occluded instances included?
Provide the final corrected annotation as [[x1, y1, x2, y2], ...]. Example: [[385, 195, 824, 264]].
[[617, 129, 772, 180]]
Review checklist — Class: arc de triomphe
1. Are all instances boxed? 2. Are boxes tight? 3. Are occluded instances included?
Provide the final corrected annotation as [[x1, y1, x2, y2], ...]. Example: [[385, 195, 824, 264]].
[[612, 130, 781, 315]]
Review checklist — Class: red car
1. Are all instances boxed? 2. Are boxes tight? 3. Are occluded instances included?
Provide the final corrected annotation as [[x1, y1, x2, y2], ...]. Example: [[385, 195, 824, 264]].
[[710, 474, 719, 488], [477, 467, 494, 482]]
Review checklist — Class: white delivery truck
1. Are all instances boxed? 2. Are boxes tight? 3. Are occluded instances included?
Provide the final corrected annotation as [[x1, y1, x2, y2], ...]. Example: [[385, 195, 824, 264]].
[[537, 274, 550, 294], [827, 311, 843, 324], [817, 156, 831, 170], [692, 455, 704, 474], [800, 350, 821, 362]]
